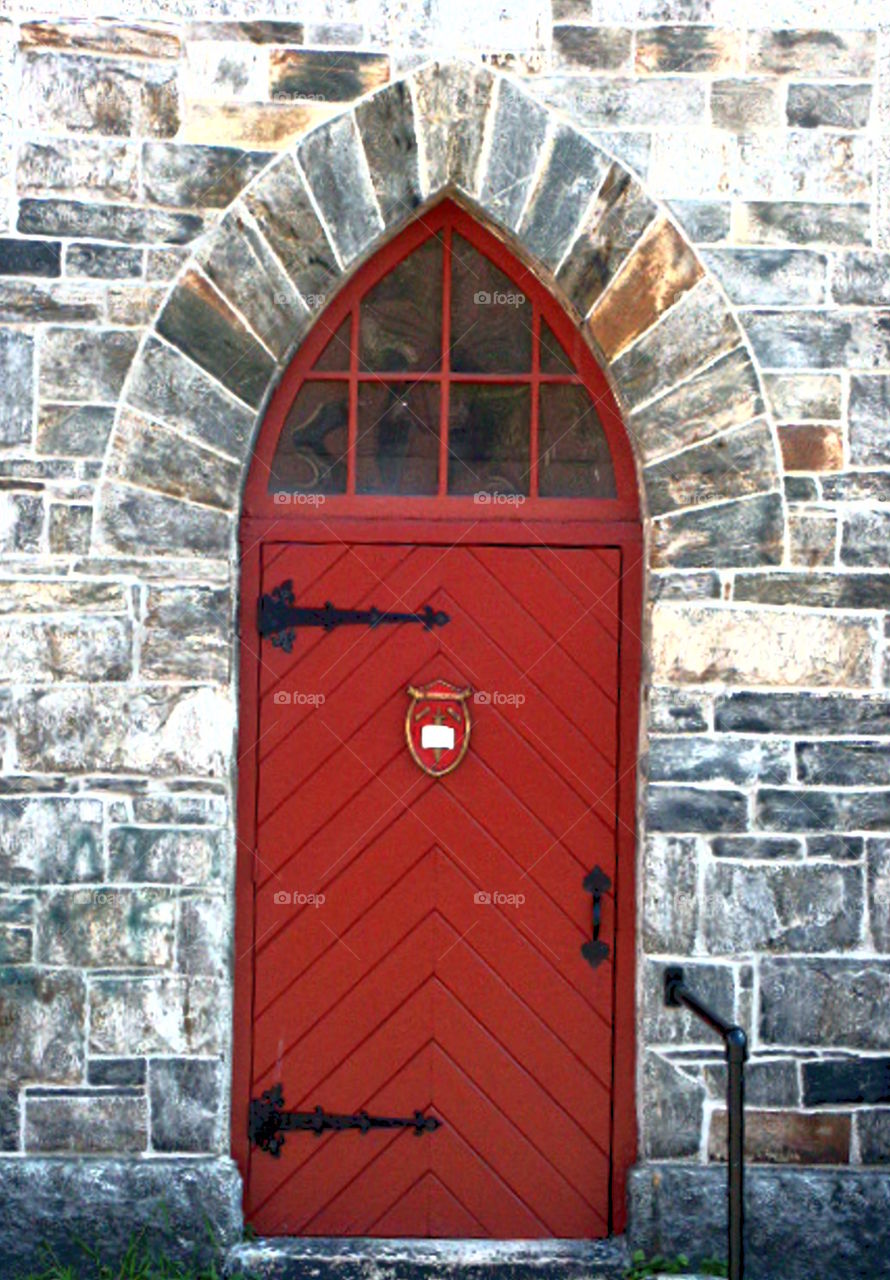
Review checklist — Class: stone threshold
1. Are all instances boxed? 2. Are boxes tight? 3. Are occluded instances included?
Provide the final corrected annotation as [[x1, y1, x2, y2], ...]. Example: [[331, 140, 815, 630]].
[[225, 1236, 631, 1279]]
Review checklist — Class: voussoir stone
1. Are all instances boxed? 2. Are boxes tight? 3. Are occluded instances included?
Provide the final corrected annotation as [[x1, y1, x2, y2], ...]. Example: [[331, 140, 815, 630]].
[[243, 155, 340, 308], [97, 482, 231, 556], [298, 114, 384, 266], [355, 80, 423, 228], [478, 79, 548, 233], [412, 62, 495, 197], [109, 407, 240, 511], [643, 418, 776, 517], [651, 492, 783, 570], [518, 125, 610, 272]]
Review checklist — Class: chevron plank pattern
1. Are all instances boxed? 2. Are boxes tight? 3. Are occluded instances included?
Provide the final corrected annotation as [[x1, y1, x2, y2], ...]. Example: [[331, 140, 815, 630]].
[[245, 545, 623, 1237]]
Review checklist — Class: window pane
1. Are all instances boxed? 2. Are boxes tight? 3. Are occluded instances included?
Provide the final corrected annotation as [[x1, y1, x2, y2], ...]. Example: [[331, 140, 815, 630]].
[[450, 234, 532, 373], [447, 383, 530, 496], [539, 384, 615, 498], [356, 381, 439, 494], [313, 317, 350, 370], [270, 382, 348, 495], [540, 319, 575, 375], [359, 238, 442, 371]]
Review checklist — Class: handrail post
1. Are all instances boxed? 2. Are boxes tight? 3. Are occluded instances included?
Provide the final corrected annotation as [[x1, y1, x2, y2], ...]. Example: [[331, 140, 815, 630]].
[[664, 967, 747, 1280]]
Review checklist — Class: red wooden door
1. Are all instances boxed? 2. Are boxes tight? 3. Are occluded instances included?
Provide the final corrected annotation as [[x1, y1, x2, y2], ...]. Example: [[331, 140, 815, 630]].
[[242, 539, 628, 1237]]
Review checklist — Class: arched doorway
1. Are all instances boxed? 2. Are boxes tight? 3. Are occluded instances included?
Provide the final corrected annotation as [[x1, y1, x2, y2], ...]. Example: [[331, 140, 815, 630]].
[[233, 198, 642, 1239]]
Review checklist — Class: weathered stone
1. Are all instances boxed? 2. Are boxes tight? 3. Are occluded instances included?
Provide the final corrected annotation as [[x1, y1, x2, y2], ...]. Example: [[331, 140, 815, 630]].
[[748, 29, 875, 78], [132, 794, 227, 826], [711, 836, 803, 860], [66, 243, 141, 279], [644, 419, 776, 516], [587, 129, 650, 177], [0, 968, 85, 1082], [702, 863, 862, 953], [843, 510, 890, 567], [20, 51, 179, 138], [298, 115, 384, 267], [518, 126, 610, 272], [0, 615, 131, 683], [734, 571, 890, 609], [0, 238, 60, 277], [702, 248, 826, 305], [761, 958, 890, 1048], [537, 75, 706, 129], [553, 26, 631, 71], [0, 926, 32, 964], [764, 372, 841, 421], [711, 79, 782, 130], [178, 895, 228, 977], [588, 217, 703, 361], [868, 840, 890, 953], [150, 1058, 220, 1152], [648, 130, 733, 200], [141, 584, 230, 683], [21, 21, 181, 59], [0, 1157, 242, 1272], [186, 20, 305, 43], [789, 514, 836, 567], [611, 278, 739, 409], [747, 309, 890, 371], [0, 582, 128, 618], [108, 826, 222, 885], [649, 689, 711, 734], [757, 788, 890, 833], [127, 337, 254, 457], [26, 1091, 147, 1154], [0, 278, 102, 323], [669, 199, 730, 243], [17, 138, 139, 200], [785, 475, 818, 502], [735, 201, 871, 247], [804, 1056, 890, 1107], [180, 100, 336, 150], [641, 1051, 704, 1159], [90, 976, 224, 1055], [0, 494, 43, 554], [651, 493, 784, 570], [642, 835, 699, 952], [270, 49, 389, 102], [145, 246, 188, 281], [412, 63, 494, 196], [653, 602, 875, 687], [648, 784, 747, 834], [36, 404, 115, 457], [18, 197, 204, 246], [142, 142, 271, 210], [858, 1112, 890, 1164], [36, 887, 175, 968], [97, 483, 230, 557], [642, 959, 736, 1046], [709, 1108, 850, 1164], [648, 736, 790, 786], [778, 423, 843, 471], [156, 269, 275, 408], [0, 797, 102, 883], [808, 835, 863, 861], [243, 156, 339, 307], [799, 743, 890, 787], [39, 326, 138, 403], [109, 408, 239, 511], [848, 374, 890, 467], [736, 133, 870, 202], [353, 81, 422, 230], [704, 1057, 799, 1107], [629, 346, 762, 463], [478, 80, 549, 232], [10, 685, 232, 777], [88, 1058, 146, 1087], [0, 331, 33, 446], [823, 473, 890, 502], [636, 25, 739, 74], [788, 83, 872, 130], [716, 691, 890, 736], [557, 163, 656, 316], [105, 282, 167, 327]]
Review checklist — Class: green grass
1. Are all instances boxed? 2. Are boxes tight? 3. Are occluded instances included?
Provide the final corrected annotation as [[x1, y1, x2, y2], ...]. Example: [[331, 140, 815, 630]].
[[18, 1227, 254, 1280], [625, 1250, 729, 1279]]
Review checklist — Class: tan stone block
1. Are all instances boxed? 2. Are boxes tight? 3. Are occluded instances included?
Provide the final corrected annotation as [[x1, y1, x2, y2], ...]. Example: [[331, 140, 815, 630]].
[[709, 1109, 850, 1164], [587, 217, 704, 360], [635, 26, 742, 76], [20, 21, 181, 59], [651, 603, 876, 687], [778, 424, 844, 472], [180, 100, 338, 148]]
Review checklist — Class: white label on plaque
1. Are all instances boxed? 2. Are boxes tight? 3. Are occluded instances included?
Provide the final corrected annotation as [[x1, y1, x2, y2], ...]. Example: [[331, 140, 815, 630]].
[[421, 724, 455, 751]]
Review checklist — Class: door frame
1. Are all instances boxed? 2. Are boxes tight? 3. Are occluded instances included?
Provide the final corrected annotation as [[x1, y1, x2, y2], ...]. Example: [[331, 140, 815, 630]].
[[232, 513, 642, 1234]]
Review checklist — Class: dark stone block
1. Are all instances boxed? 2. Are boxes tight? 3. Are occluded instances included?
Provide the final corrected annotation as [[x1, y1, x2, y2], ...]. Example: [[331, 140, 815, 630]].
[[669, 199, 730, 243], [0, 1157, 241, 1274], [784, 475, 818, 501], [760, 958, 890, 1049], [704, 1057, 799, 1107], [87, 1057, 146, 1087], [298, 116, 382, 266], [644, 419, 776, 516], [834, 255, 890, 307], [18, 198, 204, 245], [734, 571, 890, 608], [648, 784, 747, 833], [149, 1058, 220, 1153], [798, 741, 890, 786], [823, 472, 890, 502], [0, 1089, 18, 1151], [478, 80, 548, 232], [648, 689, 710, 734], [0, 331, 34, 446], [628, 1163, 890, 1280], [711, 836, 802, 859], [642, 1051, 704, 1159], [98, 483, 230, 557], [648, 735, 790, 785], [553, 25, 631, 70], [143, 142, 271, 210], [738, 201, 871, 247], [518, 126, 609, 271], [66, 243, 142, 279], [747, 309, 890, 371], [808, 835, 864, 860], [757, 787, 890, 832], [715, 691, 890, 735], [111, 409, 239, 511], [702, 247, 826, 305], [642, 960, 737, 1046], [36, 404, 115, 457], [652, 492, 784, 569], [702, 862, 862, 953], [804, 1057, 890, 1106], [859, 1111, 890, 1163], [787, 83, 872, 129], [843, 510, 890, 566], [355, 82, 422, 228], [849, 375, 890, 465], [243, 156, 339, 306], [0, 239, 60, 277]]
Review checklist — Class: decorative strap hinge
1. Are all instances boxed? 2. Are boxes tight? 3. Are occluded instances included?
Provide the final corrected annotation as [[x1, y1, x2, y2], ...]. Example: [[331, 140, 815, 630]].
[[249, 1084, 442, 1156], [258, 579, 450, 652]]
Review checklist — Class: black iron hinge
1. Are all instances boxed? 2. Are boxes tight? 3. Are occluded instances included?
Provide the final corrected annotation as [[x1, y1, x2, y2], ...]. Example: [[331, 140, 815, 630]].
[[249, 1084, 442, 1156], [258, 579, 450, 652]]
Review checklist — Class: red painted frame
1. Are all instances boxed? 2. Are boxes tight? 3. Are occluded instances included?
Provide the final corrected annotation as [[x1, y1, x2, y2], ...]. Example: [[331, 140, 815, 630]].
[[234, 198, 642, 1237]]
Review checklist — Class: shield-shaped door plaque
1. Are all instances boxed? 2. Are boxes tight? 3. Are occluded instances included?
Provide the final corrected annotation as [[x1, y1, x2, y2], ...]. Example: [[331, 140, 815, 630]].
[[405, 680, 472, 778]]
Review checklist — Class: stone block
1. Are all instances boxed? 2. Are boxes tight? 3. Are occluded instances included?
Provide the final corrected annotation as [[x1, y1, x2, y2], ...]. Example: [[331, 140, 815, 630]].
[[149, 1058, 221, 1152], [588, 217, 703, 361], [39, 326, 138, 402], [701, 863, 862, 953], [270, 49, 389, 102], [734, 571, 890, 609], [648, 736, 790, 785], [0, 278, 101, 324], [808, 835, 863, 861], [478, 80, 549, 233], [701, 248, 826, 305], [641, 1051, 704, 1159], [760, 958, 890, 1048], [778, 424, 843, 471], [647, 784, 747, 833], [788, 83, 872, 129], [0, 238, 60, 276], [21, 21, 181, 59], [66, 243, 141, 279], [642, 959, 737, 1046], [651, 571, 721, 602], [849, 374, 890, 465], [652, 492, 784, 570], [757, 788, 890, 833], [19, 197, 204, 245], [636, 26, 740, 75], [89, 976, 224, 1055], [710, 836, 802, 860], [644, 419, 776, 516], [715, 691, 890, 736], [858, 1111, 890, 1164], [648, 131, 734, 200], [735, 201, 871, 247], [804, 1056, 890, 1106], [132, 793, 227, 825], [0, 494, 42, 553], [180, 99, 336, 150], [798, 742, 890, 786], [748, 309, 890, 371], [869, 840, 890, 951], [243, 156, 339, 306], [553, 26, 631, 71], [763, 372, 841, 421], [748, 29, 875, 78], [97, 482, 230, 557], [787, 517, 837, 568], [648, 689, 711, 734], [19, 51, 178, 137], [354, 81, 422, 229], [109, 408, 239, 512], [141, 584, 231, 683], [709, 1108, 850, 1164], [705, 1057, 799, 1108], [183, 40, 267, 102], [156, 269, 275, 409], [735, 132, 870, 202], [843, 511, 890, 567], [25, 1090, 148, 1153], [0, 967, 85, 1082], [668, 199, 730, 243], [142, 142, 271, 210], [0, 797, 102, 883], [36, 887, 176, 968], [108, 827, 223, 885], [186, 20, 305, 43], [178, 895, 229, 977], [515, 126, 609, 272], [0, 330, 33, 446], [127, 336, 254, 460], [17, 138, 139, 200], [298, 115, 384, 266], [711, 79, 783, 130], [412, 63, 494, 197], [9, 685, 233, 777], [823, 472, 890, 502], [641, 835, 699, 953], [832, 252, 890, 305], [651, 603, 875, 687], [0, 615, 131, 683], [537, 75, 706, 129], [87, 1058, 146, 1087], [35, 405, 111, 458]]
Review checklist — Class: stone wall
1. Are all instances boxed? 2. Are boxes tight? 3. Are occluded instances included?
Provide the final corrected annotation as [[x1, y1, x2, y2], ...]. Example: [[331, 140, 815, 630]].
[[0, 0, 889, 1236]]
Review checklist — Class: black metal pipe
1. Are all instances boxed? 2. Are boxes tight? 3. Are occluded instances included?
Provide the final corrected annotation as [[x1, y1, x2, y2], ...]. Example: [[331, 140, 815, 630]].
[[664, 967, 748, 1280]]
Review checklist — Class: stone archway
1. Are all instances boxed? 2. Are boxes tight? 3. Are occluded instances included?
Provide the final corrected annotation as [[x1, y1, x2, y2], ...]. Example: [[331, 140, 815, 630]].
[[93, 60, 782, 569]]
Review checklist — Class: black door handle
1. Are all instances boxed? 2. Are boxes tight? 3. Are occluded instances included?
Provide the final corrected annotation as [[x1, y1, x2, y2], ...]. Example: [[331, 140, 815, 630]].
[[580, 865, 611, 970]]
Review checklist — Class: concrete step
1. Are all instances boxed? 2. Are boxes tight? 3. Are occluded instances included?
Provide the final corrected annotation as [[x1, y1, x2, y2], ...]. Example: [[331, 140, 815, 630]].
[[225, 1236, 631, 1280]]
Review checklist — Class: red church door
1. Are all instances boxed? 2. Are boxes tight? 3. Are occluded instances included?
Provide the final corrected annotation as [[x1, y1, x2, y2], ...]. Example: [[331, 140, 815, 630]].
[[234, 200, 641, 1240]]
